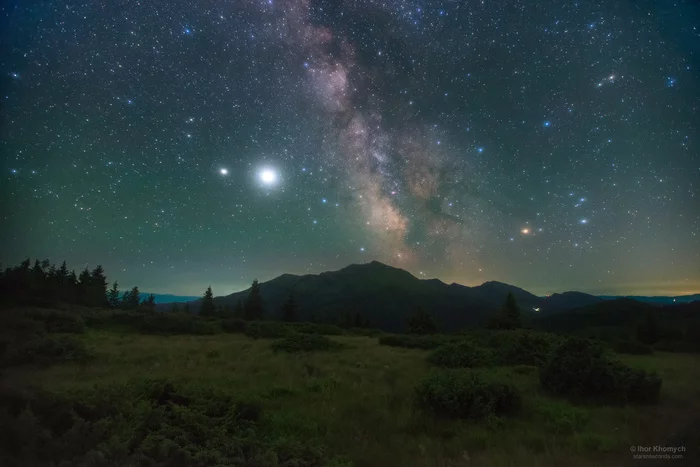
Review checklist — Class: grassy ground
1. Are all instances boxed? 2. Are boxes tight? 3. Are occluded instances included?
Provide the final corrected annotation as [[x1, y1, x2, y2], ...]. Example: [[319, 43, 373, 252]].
[[7, 330, 699, 466]]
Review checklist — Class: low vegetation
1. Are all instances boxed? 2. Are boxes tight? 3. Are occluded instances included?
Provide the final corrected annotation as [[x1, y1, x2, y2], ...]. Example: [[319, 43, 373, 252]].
[[540, 338, 662, 405], [271, 334, 343, 353], [415, 370, 522, 419]]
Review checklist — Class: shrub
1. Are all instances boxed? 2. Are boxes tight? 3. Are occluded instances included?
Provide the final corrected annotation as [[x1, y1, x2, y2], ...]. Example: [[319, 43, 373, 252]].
[[540, 338, 661, 405], [3, 335, 92, 366], [271, 334, 342, 353], [244, 321, 293, 339], [23, 309, 86, 334], [222, 318, 247, 334], [427, 341, 495, 368], [415, 371, 521, 419], [466, 329, 562, 366], [614, 340, 653, 355], [0, 380, 325, 467], [378, 334, 453, 349]]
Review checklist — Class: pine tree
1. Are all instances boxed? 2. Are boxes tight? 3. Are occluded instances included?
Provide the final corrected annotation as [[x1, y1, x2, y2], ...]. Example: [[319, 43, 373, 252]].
[[200, 286, 216, 317], [244, 279, 264, 320], [407, 307, 437, 334], [121, 286, 141, 309], [77, 267, 91, 305], [487, 293, 521, 329], [170, 302, 180, 313], [107, 281, 120, 308], [89, 265, 108, 306], [141, 293, 156, 309], [281, 293, 298, 322]]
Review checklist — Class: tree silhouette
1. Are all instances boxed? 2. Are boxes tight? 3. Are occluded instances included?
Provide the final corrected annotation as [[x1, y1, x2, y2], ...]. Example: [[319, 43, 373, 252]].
[[407, 307, 437, 334], [141, 293, 156, 310], [89, 265, 108, 306], [281, 293, 298, 322], [244, 279, 264, 320], [107, 281, 120, 308], [487, 293, 521, 329], [121, 286, 141, 309], [170, 302, 180, 313], [183, 302, 191, 314], [200, 286, 216, 317]]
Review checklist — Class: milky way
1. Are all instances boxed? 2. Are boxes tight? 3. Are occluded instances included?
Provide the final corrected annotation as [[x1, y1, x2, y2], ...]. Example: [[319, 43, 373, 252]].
[[1, 0, 698, 296]]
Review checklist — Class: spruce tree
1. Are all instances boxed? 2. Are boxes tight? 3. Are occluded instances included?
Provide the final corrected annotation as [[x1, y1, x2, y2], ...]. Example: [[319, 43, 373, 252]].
[[170, 302, 180, 313], [122, 286, 141, 309], [200, 286, 216, 317], [107, 281, 120, 308], [487, 293, 521, 329], [77, 267, 91, 305], [141, 293, 156, 309], [281, 293, 298, 322], [244, 279, 264, 320], [89, 265, 108, 306]]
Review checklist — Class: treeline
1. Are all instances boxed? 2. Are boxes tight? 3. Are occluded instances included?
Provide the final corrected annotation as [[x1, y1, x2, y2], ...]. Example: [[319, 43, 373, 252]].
[[0, 258, 156, 310], [0, 259, 373, 329]]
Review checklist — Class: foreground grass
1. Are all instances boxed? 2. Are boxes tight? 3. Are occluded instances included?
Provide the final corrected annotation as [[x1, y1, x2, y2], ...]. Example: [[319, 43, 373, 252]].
[[6, 330, 699, 466]]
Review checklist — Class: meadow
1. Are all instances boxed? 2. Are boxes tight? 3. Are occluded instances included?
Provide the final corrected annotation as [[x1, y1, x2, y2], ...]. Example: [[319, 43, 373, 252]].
[[3, 313, 698, 467]]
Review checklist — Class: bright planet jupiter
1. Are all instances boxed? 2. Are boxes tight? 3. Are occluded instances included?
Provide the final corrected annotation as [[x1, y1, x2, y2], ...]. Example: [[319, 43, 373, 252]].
[[1, 0, 698, 297]]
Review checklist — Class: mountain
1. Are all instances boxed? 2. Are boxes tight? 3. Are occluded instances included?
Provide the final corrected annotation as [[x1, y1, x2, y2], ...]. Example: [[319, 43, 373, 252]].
[[159, 261, 540, 332], [532, 298, 656, 334], [538, 291, 605, 314], [599, 294, 700, 305]]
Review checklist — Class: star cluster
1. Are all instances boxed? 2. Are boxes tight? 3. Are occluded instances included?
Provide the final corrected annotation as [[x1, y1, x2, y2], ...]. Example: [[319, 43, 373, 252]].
[[1, 0, 698, 296]]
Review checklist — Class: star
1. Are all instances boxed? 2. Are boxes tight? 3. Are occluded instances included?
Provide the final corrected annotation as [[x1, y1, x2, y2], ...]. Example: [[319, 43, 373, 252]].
[[258, 168, 278, 186], [219, 168, 229, 176]]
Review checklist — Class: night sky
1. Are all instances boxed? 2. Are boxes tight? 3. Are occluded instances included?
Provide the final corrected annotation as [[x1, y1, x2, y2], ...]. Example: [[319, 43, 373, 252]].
[[1, 0, 699, 297]]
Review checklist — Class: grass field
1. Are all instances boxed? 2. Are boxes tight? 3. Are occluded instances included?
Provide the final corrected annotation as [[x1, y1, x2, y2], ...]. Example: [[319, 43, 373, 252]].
[[6, 329, 699, 466]]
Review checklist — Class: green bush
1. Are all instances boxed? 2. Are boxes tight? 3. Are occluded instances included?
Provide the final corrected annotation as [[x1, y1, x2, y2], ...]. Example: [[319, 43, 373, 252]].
[[614, 340, 653, 355], [540, 338, 662, 405], [0, 379, 325, 467], [378, 334, 453, 349], [427, 341, 495, 368], [271, 334, 342, 353], [465, 329, 562, 366], [415, 371, 521, 419], [23, 309, 86, 333], [3, 335, 92, 366], [222, 318, 247, 333], [244, 321, 293, 339]]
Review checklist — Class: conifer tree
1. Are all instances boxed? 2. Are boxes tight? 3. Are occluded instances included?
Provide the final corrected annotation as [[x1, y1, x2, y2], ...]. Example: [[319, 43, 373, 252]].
[[89, 265, 108, 306], [107, 281, 120, 308], [183, 302, 191, 314], [200, 286, 216, 317], [281, 293, 298, 322], [141, 293, 156, 309], [170, 302, 180, 313], [244, 279, 265, 320]]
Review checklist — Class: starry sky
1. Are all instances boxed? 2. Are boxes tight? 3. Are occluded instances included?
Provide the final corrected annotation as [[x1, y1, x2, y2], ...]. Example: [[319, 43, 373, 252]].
[[1, 0, 699, 297]]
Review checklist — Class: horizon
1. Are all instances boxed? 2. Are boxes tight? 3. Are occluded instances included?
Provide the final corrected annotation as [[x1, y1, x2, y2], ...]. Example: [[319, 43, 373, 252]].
[[131, 260, 700, 299]]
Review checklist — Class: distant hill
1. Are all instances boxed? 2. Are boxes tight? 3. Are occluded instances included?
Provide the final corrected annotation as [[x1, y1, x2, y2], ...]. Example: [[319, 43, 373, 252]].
[[139, 293, 199, 304], [538, 291, 605, 314], [156, 261, 698, 333], [158, 261, 542, 332], [599, 294, 700, 305]]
